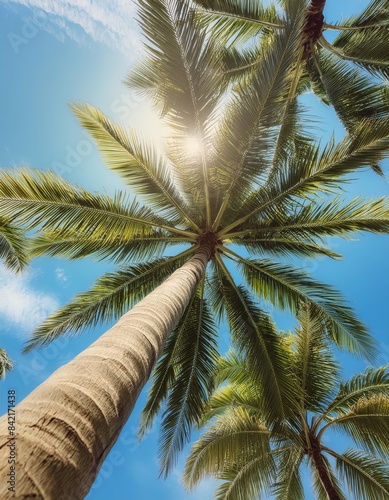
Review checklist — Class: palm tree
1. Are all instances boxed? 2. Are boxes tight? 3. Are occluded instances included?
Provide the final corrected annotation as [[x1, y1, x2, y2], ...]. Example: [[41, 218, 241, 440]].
[[0, 0, 389, 497], [0, 218, 26, 380], [184, 304, 389, 499], [0, 349, 13, 380], [192, 0, 389, 172]]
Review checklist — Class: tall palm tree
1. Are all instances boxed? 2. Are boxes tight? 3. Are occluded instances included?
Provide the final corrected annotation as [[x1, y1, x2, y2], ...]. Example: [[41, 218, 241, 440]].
[[0, 0, 389, 497], [192, 0, 389, 172], [184, 304, 389, 499]]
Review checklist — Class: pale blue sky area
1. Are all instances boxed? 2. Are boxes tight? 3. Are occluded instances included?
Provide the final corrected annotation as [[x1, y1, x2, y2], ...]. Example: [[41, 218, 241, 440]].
[[0, 1, 388, 499]]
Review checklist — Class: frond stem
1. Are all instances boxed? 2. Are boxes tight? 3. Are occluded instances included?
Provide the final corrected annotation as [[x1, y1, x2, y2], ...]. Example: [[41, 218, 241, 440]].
[[0, 196, 199, 239], [322, 446, 389, 495], [196, 7, 285, 29], [318, 35, 389, 66], [324, 22, 389, 31]]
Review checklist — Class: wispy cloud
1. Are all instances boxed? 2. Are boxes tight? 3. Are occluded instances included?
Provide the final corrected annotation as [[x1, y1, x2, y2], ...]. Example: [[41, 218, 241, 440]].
[[55, 267, 68, 284], [0, 265, 59, 337], [3, 0, 143, 60]]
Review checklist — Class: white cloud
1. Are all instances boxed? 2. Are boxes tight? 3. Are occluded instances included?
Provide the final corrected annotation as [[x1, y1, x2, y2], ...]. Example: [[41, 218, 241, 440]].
[[0, 265, 59, 337], [55, 267, 68, 284], [3, 0, 143, 60]]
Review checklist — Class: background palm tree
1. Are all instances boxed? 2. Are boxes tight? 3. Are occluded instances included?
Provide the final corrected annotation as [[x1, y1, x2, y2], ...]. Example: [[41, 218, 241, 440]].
[[0, 349, 13, 380], [192, 0, 389, 173], [184, 303, 389, 499], [0, 219, 26, 380], [0, 0, 389, 497]]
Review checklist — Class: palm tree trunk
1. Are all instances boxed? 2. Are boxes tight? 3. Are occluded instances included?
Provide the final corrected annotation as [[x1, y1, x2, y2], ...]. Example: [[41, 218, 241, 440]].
[[310, 434, 341, 500], [302, 0, 326, 58], [0, 244, 212, 499]]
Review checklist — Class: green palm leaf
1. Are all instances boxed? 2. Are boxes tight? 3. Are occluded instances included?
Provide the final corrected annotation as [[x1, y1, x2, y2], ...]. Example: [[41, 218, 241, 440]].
[[231, 235, 342, 260], [224, 119, 389, 234], [292, 303, 340, 412], [230, 251, 376, 359], [0, 349, 13, 379], [0, 217, 28, 272], [330, 448, 389, 499], [210, 256, 297, 419], [70, 103, 198, 228], [158, 283, 218, 476], [272, 446, 304, 500], [30, 228, 188, 264], [202, 383, 264, 424], [130, 0, 225, 223], [193, 0, 283, 46], [183, 407, 273, 492], [308, 52, 389, 132], [211, 3, 307, 228], [138, 291, 199, 440], [322, 395, 389, 457], [260, 196, 389, 239], [322, 366, 389, 415], [213, 453, 275, 500], [331, 0, 389, 79], [0, 169, 195, 238]]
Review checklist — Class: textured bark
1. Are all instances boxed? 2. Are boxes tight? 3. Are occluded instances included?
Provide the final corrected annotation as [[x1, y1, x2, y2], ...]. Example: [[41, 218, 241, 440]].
[[310, 433, 341, 500], [302, 0, 326, 58], [0, 245, 211, 499]]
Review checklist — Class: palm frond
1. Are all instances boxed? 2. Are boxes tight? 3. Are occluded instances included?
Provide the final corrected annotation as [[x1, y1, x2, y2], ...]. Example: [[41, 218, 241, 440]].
[[0, 169, 196, 239], [213, 453, 275, 500], [329, 448, 389, 499], [293, 303, 340, 412], [130, 0, 225, 223], [0, 217, 28, 272], [322, 395, 389, 457], [202, 382, 264, 425], [222, 118, 389, 234], [221, 45, 263, 84], [321, 366, 389, 419], [24, 249, 195, 351], [211, 3, 307, 228], [309, 51, 389, 132], [241, 196, 389, 243], [210, 256, 298, 420], [192, 0, 283, 46], [228, 250, 377, 360], [30, 228, 188, 264], [331, 0, 389, 79], [231, 235, 342, 260], [272, 447, 304, 500], [158, 283, 219, 476], [183, 406, 273, 493], [0, 349, 13, 379], [138, 290, 198, 440], [70, 103, 199, 228]]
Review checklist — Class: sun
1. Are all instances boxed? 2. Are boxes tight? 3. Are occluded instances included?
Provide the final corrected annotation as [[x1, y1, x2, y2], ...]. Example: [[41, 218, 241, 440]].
[[184, 136, 203, 156]]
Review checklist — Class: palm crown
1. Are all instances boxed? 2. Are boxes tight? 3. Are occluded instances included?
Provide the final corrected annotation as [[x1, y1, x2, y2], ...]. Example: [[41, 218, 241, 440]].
[[193, 0, 389, 172], [0, 0, 389, 477], [184, 303, 389, 499]]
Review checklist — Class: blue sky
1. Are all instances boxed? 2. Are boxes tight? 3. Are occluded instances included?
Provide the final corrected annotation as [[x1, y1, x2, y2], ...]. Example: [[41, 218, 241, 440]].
[[0, 1, 388, 499]]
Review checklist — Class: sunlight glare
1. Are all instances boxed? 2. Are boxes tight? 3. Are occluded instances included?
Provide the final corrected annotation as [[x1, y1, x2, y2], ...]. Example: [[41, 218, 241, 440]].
[[184, 136, 203, 157]]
